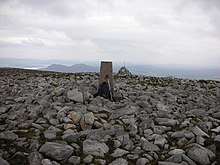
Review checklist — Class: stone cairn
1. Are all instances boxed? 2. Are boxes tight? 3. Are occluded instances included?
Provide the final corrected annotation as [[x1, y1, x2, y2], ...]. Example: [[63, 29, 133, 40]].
[[117, 66, 132, 77]]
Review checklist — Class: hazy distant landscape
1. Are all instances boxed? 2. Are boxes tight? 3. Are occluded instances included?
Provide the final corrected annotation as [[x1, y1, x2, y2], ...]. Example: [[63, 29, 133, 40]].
[[1, 57, 220, 81]]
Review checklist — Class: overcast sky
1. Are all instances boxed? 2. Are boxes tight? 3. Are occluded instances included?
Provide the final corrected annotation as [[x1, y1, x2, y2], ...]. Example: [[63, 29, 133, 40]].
[[0, 0, 220, 67]]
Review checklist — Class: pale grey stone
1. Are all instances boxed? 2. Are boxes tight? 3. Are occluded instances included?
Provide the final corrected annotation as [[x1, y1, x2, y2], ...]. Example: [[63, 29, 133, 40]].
[[186, 109, 208, 117], [214, 135, 220, 142], [155, 118, 178, 126], [188, 143, 216, 161], [68, 155, 80, 165], [0, 156, 10, 165], [42, 159, 53, 165], [122, 117, 137, 125], [211, 126, 220, 133], [139, 117, 154, 130], [29, 139, 40, 150], [53, 87, 65, 96], [52, 161, 60, 165], [0, 107, 7, 114], [44, 129, 56, 140], [111, 148, 129, 158], [181, 154, 196, 165], [154, 135, 168, 147], [86, 128, 106, 141], [31, 123, 44, 130], [140, 137, 160, 151], [191, 126, 210, 138], [143, 129, 153, 135], [62, 117, 72, 123], [49, 118, 59, 125], [156, 103, 169, 111], [158, 162, 181, 165], [109, 158, 128, 165], [27, 152, 43, 165], [48, 125, 62, 133], [84, 112, 95, 125], [67, 89, 83, 103], [180, 161, 189, 165], [114, 140, 121, 148], [156, 110, 170, 118], [83, 155, 93, 163], [0, 130, 18, 140], [164, 144, 169, 149], [39, 142, 74, 161], [212, 112, 220, 119], [166, 154, 182, 163], [177, 137, 188, 147], [62, 133, 80, 143], [83, 139, 109, 157], [187, 146, 210, 165], [168, 149, 185, 156], [36, 117, 47, 124], [143, 153, 154, 161], [196, 136, 205, 145], [136, 158, 149, 165], [116, 133, 133, 147], [171, 130, 194, 139], [109, 106, 139, 119]]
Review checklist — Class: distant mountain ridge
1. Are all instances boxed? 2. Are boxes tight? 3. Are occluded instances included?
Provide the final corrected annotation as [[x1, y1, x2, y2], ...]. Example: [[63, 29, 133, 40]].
[[0, 57, 219, 81], [41, 64, 99, 73], [41, 63, 220, 81]]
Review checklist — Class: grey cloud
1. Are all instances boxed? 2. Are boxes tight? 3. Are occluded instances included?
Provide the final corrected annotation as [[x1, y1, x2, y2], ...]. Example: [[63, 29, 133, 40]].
[[198, 0, 220, 10], [21, 38, 45, 46], [1, 0, 90, 18], [0, 0, 220, 66]]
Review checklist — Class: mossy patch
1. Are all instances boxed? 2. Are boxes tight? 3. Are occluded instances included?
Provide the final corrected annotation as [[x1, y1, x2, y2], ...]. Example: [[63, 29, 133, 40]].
[[104, 139, 115, 164], [0, 118, 6, 125], [1, 138, 30, 165], [215, 142, 220, 164], [15, 129, 36, 139], [9, 153, 27, 165]]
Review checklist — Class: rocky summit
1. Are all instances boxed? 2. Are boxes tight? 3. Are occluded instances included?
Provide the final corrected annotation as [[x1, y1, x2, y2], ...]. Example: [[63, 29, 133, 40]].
[[0, 68, 220, 165]]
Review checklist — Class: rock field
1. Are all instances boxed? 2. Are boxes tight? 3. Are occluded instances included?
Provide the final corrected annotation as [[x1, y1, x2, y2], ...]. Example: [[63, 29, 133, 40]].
[[0, 68, 220, 165]]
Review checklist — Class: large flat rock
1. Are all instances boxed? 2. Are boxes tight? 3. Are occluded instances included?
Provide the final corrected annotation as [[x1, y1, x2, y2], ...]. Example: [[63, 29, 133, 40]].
[[83, 139, 109, 157], [39, 142, 74, 161]]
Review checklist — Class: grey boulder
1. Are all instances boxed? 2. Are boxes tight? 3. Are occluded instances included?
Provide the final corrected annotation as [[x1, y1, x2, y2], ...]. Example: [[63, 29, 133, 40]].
[[111, 148, 129, 158], [136, 158, 149, 165], [83, 139, 109, 157], [155, 118, 178, 126], [0, 131, 18, 140], [67, 89, 83, 103], [39, 142, 74, 160], [109, 158, 128, 165], [0, 156, 10, 165], [187, 146, 210, 165], [27, 152, 43, 165], [140, 137, 160, 151]]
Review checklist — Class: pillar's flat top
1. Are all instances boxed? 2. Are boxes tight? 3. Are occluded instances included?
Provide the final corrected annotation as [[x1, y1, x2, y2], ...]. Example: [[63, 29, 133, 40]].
[[101, 61, 112, 64]]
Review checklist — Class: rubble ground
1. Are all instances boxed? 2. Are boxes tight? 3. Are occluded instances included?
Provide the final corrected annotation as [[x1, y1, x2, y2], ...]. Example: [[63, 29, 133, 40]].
[[0, 68, 220, 165]]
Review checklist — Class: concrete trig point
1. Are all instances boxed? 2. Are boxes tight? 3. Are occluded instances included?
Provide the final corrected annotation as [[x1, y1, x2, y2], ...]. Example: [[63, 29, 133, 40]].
[[98, 61, 114, 101]]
